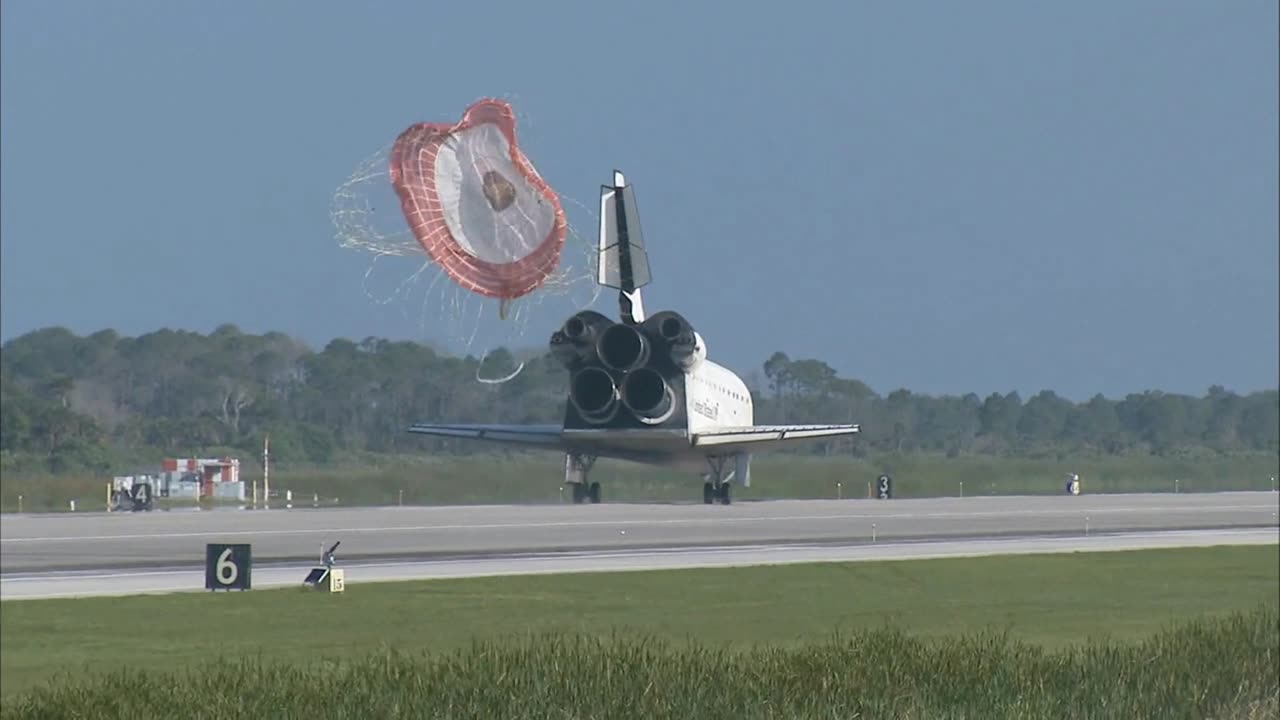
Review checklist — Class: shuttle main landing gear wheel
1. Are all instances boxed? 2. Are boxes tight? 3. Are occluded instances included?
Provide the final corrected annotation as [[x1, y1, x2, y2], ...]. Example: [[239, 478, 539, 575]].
[[702, 482, 731, 505], [702, 456, 734, 505], [566, 454, 600, 504], [572, 481, 602, 504]]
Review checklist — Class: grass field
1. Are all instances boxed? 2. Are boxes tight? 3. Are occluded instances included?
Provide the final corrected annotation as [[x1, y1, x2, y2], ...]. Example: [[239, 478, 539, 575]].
[[2, 545, 1276, 712], [3, 451, 1277, 512], [4, 607, 1276, 719]]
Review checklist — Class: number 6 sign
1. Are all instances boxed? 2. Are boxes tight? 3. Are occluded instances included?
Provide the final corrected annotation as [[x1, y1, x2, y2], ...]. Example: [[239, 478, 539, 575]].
[[205, 543, 252, 591]]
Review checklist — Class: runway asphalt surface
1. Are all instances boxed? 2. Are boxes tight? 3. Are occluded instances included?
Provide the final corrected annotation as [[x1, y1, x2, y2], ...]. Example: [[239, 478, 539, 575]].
[[2, 492, 1276, 600], [2, 527, 1275, 601]]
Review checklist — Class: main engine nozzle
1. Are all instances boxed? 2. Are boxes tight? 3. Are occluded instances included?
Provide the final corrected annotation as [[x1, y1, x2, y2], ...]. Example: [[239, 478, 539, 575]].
[[550, 310, 615, 369], [642, 311, 704, 370], [596, 323, 651, 373], [568, 367, 620, 424], [620, 367, 675, 424]]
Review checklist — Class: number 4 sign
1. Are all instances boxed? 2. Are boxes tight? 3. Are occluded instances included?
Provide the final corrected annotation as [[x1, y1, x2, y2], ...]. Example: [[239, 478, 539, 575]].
[[205, 543, 252, 591]]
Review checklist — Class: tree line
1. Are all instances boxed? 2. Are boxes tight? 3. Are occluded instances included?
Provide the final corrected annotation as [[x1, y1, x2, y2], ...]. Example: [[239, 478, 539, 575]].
[[1, 325, 1276, 474]]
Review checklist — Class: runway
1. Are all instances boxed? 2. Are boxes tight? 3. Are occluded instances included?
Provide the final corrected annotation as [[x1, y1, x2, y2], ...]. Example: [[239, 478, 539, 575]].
[[2, 492, 1276, 601], [3, 527, 1276, 601]]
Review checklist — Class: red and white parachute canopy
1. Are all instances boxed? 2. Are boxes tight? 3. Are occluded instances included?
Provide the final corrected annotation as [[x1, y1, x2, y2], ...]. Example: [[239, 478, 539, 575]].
[[388, 99, 568, 306]]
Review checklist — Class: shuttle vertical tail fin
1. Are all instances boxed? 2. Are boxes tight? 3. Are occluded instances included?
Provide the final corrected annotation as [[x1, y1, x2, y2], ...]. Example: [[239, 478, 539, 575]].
[[598, 170, 651, 324]]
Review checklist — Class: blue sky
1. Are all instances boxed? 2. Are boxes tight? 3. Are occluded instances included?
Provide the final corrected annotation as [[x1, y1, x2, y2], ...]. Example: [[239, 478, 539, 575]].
[[2, 0, 1276, 401]]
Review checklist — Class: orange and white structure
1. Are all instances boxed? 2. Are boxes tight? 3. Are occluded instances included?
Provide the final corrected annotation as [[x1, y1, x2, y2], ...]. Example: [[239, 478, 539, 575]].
[[162, 457, 242, 499]]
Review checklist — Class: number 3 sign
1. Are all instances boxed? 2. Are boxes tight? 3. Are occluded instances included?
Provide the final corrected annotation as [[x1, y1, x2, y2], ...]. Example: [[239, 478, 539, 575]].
[[205, 544, 252, 591]]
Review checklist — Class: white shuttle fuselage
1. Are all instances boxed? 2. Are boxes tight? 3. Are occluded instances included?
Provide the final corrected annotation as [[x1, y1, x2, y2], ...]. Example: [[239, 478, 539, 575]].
[[684, 356, 753, 434]]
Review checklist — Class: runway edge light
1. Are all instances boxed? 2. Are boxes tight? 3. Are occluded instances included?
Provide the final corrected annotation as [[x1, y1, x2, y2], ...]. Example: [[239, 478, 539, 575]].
[[303, 541, 345, 593]]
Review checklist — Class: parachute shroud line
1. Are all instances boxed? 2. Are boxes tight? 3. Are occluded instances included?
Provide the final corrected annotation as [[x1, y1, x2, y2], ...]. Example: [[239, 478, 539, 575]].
[[330, 98, 603, 385]]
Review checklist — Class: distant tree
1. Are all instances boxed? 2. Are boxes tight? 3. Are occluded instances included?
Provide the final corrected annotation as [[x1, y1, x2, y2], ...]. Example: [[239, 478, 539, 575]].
[[0, 325, 1275, 474]]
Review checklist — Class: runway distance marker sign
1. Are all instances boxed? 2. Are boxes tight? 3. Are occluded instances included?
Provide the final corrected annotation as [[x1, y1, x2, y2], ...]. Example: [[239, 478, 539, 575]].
[[205, 543, 252, 591]]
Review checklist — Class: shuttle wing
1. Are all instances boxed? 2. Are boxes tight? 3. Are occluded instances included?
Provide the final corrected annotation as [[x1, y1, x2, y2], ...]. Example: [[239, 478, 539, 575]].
[[691, 424, 861, 452], [407, 422, 861, 455], [406, 423, 691, 453], [406, 423, 564, 447]]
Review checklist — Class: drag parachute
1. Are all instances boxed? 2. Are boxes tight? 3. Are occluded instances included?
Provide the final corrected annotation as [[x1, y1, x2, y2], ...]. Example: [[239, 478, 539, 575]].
[[388, 99, 568, 315]]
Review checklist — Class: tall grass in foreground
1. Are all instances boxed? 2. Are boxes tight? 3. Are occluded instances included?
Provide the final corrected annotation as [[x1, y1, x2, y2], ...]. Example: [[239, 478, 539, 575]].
[[6, 604, 1276, 720]]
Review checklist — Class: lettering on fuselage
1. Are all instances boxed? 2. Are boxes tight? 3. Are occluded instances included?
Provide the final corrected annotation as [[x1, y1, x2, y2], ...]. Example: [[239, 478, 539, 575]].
[[693, 398, 719, 421]]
